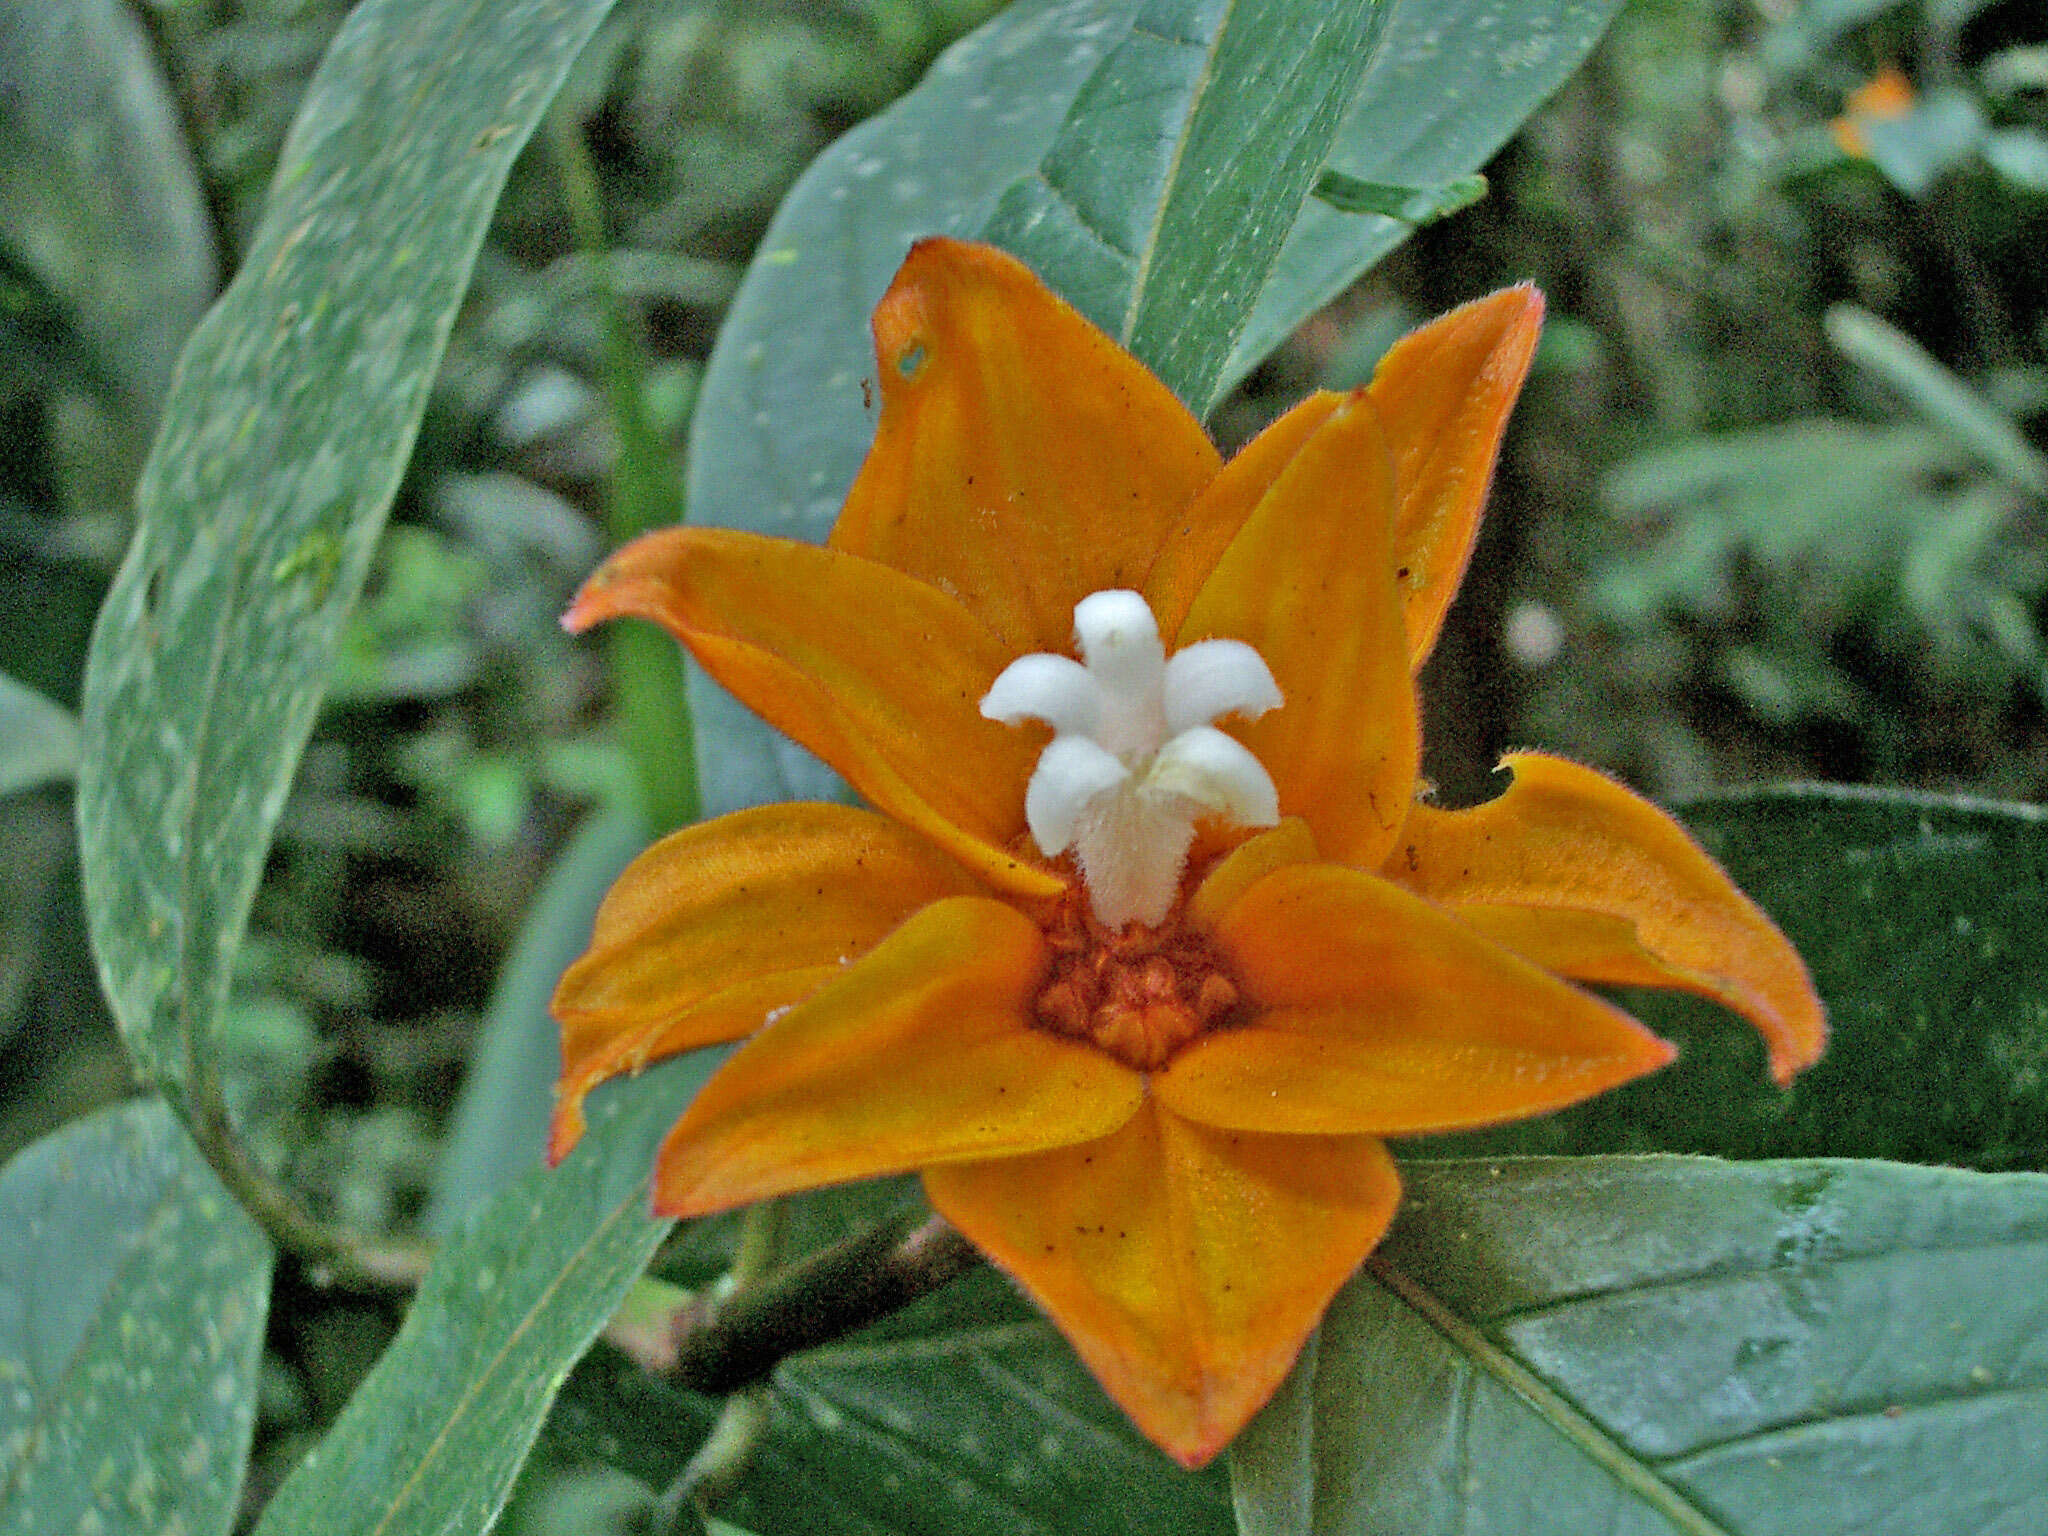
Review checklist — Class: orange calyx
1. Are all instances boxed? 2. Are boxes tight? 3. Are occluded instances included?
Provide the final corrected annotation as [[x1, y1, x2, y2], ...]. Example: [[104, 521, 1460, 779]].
[[1033, 891, 1242, 1071]]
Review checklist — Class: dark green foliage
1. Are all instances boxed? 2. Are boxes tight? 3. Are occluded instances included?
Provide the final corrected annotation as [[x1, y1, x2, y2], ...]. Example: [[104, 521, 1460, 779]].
[[5, 0, 2048, 1532]]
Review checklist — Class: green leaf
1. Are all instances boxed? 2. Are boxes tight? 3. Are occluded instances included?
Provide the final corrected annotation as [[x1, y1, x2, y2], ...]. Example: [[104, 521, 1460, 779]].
[[75, 0, 619, 1105], [1825, 304, 2048, 497], [423, 804, 649, 1236], [1227, 1330, 1319, 1536], [982, 0, 1390, 412], [1218, 0, 1623, 393], [684, 0, 1622, 811], [1421, 787, 2048, 1171], [0, 672, 80, 796], [557, 1268, 1236, 1536], [250, 1057, 709, 1536], [0, 1099, 272, 1536], [0, 0, 217, 421], [681, 0, 1123, 815], [1309, 170, 1488, 223], [1233, 1156, 2048, 1536]]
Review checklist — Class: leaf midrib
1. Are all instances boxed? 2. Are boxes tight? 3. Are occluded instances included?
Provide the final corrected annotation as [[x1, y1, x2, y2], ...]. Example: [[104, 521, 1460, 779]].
[[1366, 1256, 1735, 1536], [0, 1143, 190, 1513], [358, 1177, 660, 1536], [1117, 0, 1239, 343]]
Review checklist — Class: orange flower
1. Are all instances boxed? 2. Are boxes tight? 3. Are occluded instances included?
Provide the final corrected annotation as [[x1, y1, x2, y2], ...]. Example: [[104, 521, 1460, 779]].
[[1832, 65, 1916, 158], [551, 239, 1825, 1467]]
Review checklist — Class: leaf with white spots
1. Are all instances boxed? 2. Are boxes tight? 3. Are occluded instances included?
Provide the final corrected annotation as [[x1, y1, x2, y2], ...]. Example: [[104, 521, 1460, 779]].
[[0, 1099, 272, 1536], [981, 0, 1389, 413], [247, 1057, 708, 1536], [1219, 0, 1625, 397], [75, 0, 619, 1107]]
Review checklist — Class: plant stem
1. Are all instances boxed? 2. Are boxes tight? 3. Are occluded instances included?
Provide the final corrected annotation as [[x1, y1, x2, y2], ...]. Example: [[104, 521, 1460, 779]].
[[185, 1055, 432, 1291], [666, 1212, 981, 1396], [548, 108, 701, 834]]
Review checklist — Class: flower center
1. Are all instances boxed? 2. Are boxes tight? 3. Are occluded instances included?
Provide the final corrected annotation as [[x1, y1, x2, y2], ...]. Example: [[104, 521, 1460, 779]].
[[981, 590, 1284, 928], [1032, 891, 1242, 1071]]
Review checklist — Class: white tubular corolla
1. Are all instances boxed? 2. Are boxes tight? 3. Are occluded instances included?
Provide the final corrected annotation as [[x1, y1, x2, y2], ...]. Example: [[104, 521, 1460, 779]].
[[981, 590, 1283, 927]]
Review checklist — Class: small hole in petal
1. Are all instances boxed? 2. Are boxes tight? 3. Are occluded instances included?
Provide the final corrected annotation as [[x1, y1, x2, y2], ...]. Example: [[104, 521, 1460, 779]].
[[896, 341, 928, 378]]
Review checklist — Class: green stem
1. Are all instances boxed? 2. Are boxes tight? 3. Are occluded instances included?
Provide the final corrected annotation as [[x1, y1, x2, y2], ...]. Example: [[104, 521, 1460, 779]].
[[185, 1055, 431, 1292], [648, 1212, 979, 1525], [667, 1212, 980, 1396], [548, 109, 701, 833]]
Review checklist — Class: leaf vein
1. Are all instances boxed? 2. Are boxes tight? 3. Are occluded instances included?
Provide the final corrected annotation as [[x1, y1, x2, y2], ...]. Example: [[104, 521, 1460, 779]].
[[1479, 1234, 2048, 1331], [363, 1180, 652, 1535], [1120, 0, 1239, 340], [1368, 1256, 1735, 1536], [1660, 1379, 2048, 1466]]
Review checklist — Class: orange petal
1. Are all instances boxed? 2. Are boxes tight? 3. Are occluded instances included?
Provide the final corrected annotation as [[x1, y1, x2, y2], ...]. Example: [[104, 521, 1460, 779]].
[[1390, 751, 1826, 1083], [567, 526, 1060, 898], [1143, 391, 1344, 641], [549, 803, 983, 1159], [652, 897, 1143, 1216], [1847, 65, 1916, 121], [1370, 285, 1543, 668], [829, 238, 1222, 655], [925, 1102, 1399, 1469], [1449, 903, 1698, 985], [1186, 816, 1319, 931], [1156, 862, 1675, 1135], [1177, 394, 1419, 871]]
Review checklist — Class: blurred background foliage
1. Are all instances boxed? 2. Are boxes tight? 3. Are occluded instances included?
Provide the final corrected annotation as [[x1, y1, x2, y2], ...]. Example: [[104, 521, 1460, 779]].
[[1, 0, 2044, 1528]]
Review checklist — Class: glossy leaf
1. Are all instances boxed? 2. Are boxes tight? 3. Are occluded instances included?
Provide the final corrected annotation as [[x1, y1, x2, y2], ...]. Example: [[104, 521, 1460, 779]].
[[1233, 1156, 2048, 1536], [0, 672, 80, 796], [1220, 0, 1624, 393], [1423, 786, 2048, 1169], [982, 0, 1388, 412], [681, 0, 1125, 815], [685, 0, 1624, 810], [557, 1267, 1237, 1536], [75, 0, 619, 1104], [249, 1057, 709, 1536], [1310, 170, 1489, 223], [0, 1099, 272, 1536]]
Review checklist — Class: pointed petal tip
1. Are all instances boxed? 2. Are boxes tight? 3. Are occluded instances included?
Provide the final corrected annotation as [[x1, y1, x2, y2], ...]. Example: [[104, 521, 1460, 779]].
[[647, 1130, 762, 1221], [1641, 1028, 1682, 1074], [1417, 753, 1835, 1097], [1766, 1004, 1829, 1086], [1152, 1419, 1235, 1471], [560, 581, 604, 635], [1459, 280, 1545, 330], [560, 530, 695, 636], [545, 1100, 582, 1168]]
